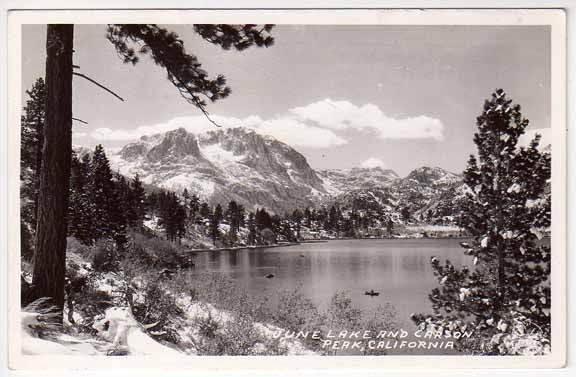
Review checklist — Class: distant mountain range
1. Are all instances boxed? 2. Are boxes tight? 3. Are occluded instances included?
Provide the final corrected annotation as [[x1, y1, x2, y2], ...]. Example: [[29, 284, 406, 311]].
[[108, 127, 464, 220]]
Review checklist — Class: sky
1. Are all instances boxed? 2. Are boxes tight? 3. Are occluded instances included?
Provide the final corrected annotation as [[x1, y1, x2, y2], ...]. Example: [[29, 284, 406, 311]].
[[21, 25, 550, 176]]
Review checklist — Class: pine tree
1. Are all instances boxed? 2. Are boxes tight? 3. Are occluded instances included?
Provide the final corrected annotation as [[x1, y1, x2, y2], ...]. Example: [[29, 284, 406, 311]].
[[412, 89, 551, 354], [20, 78, 46, 231], [129, 174, 146, 229], [188, 193, 200, 221], [255, 208, 273, 231], [226, 201, 240, 240], [199, 202, 211, 220], [32, 24, 275, 316], [157, 190, 187, 243], [89, 145, 115, 241], [291, 209, 303, 240], [68, 152, 95, 244], [386, 218, 394, 238], [247, 212, 257, 246], [303, 207, 312, 228], [31, 25, 74, 315], [109, 173, 129, 248], [209, 204, 223, 246]]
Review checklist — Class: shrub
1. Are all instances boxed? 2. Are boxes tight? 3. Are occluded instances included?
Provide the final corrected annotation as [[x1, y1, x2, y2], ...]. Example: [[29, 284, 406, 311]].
[[124, 232, 194, 270], [272, 287, 326, 351], [191, 311, 287, 356], [129, 276, 184, 344], [326, 291, 363, 330], [170, 271, 271, 322], [273, 287, 324, 332], [92, 239, 119, 272], [65, 262, 114, 333]]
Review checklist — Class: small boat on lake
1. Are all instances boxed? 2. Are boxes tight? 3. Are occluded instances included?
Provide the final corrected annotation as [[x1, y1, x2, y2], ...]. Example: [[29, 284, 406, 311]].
[[364, 289, 380, 297], [265, 273, 275, 279]]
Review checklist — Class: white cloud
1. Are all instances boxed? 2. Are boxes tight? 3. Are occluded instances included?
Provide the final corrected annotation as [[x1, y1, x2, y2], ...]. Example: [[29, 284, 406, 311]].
[[290, 99, 444, 141], [360, 157, 387, 169], [91, 114, 347, 149], [256, 117, 347, 148], [90, 115, 241, 141], [89, 99, 442, 148]]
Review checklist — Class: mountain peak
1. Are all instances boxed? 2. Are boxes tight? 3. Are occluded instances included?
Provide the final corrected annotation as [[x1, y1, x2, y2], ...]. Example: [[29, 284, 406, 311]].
[[405, 166, 459, 185], [111, 126, 326, 213]]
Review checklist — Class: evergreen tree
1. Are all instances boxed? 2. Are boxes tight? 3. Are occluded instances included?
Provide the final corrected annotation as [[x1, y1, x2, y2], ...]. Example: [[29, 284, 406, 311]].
[[157, 190, 187, 243], [129, 174, 146, 228], [303, 207, 312, 228], [20, 78, 46, 232], [291, 209, 303, 240], [386, 218, 394, 238], [199, 202, 211, 219], [109, 173, 129, 248], [400, 207, 411, 223], [188, 193, 200, 221], [68, 152, 95, 244], [280, 220, 294, 242], [209, 204, 223, 246], [182, 188, 190, 207], [89, 145, 116, 241], [327, 206, 342, 233], [226, 200, 244, 241], [255, 208, 273, 231], [145, 191, 159, 219], [32, 24, 275, 316], [412, 89, 551, 354], [247, 212, 257, 246]]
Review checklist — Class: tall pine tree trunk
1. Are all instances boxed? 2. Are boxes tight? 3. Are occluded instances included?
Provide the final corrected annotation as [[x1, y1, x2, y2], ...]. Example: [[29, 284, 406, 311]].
[[31, 25, 74, 319]]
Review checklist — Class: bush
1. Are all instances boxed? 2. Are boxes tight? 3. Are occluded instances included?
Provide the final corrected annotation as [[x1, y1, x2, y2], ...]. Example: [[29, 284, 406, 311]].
[[272, 287, 326, 351], [326, 291, 363, 330], [124, 232, 194, 270], [128, 274, 184, 345], [170, 272, 271, 323], [191, 311, 287, 356], [92, 239, 119, 272], [65, 261, 114, 333], [273, 287, 324, 332]]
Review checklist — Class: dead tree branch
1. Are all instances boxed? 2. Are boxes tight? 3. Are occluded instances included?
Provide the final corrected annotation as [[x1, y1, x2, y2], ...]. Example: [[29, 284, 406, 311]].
[[72, 117, 88, 124], [72, 72, 124, 102]]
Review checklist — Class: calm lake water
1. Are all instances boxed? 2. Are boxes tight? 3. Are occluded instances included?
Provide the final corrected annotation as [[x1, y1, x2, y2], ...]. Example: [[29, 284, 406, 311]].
[[191, 239, 471, 331]]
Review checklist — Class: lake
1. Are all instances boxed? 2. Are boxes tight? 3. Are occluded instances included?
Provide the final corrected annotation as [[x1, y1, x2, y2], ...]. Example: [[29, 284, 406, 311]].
[[191, 239, 471, 335]]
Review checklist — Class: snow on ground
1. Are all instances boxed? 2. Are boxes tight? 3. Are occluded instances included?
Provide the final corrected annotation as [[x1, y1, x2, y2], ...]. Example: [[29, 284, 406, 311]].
[[143, 215, 160, 232], [406, 224, 462, 232], [21, 246, 315, 357], [92, 307, 182, 356], [21, 311, 103, 356]]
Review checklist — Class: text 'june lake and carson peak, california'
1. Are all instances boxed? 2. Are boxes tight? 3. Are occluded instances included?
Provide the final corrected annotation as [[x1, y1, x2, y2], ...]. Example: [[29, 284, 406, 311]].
[[273, 329, 473, 350]]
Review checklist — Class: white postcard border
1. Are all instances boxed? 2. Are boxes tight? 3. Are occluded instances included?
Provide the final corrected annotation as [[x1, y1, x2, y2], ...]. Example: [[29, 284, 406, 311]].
[[4, 7, 567, 371]]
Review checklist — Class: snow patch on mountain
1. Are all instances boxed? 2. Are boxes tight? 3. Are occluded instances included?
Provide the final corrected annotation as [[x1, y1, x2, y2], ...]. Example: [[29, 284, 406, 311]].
[[108, 127, 463, 218]]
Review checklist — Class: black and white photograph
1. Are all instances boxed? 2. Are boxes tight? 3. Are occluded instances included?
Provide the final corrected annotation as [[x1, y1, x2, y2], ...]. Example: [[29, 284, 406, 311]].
[[3, 6, 567, 371]]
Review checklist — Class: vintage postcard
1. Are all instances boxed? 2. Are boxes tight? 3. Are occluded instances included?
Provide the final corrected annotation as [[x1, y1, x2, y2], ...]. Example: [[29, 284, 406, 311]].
[[4, 7, 567, 372]]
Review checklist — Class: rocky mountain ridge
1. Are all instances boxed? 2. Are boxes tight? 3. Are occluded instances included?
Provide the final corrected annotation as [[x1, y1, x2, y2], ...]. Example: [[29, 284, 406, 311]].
[[109, 127, 462, 219]]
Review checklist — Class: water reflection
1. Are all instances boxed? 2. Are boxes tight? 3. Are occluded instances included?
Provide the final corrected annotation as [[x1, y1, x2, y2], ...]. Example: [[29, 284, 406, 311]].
[[192, 239, 471, 328]]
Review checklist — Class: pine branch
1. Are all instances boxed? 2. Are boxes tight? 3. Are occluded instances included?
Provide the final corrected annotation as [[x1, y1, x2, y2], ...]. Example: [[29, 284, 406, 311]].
[[72, 72, 124, 102]]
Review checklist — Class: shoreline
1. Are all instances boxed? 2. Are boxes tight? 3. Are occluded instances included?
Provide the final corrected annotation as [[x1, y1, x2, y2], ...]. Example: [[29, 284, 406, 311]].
[[185, 236, 472, 253], [187, 242, 301, 253]]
